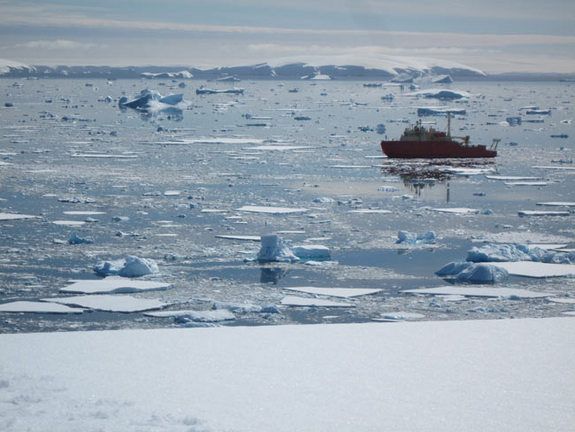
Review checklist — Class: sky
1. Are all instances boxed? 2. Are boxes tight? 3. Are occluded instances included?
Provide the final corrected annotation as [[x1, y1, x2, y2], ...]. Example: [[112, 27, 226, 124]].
[[0, 0, 574, 73]]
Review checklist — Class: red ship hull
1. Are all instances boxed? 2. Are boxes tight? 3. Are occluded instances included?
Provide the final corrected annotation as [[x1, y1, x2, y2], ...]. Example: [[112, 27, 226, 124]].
[[381, 139, 497, 159]]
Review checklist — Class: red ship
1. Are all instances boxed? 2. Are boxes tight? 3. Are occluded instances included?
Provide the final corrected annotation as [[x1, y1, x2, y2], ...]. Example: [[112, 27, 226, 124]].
[[381, 117, 498, 159]]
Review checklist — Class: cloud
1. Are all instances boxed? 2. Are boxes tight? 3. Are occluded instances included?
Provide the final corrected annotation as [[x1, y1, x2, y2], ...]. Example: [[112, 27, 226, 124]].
[[15, 39, 102, 50]]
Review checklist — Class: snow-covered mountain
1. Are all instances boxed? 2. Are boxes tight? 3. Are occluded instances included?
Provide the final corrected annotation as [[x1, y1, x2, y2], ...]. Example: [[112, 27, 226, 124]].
[[0, 58, 35, 75], [0, 55, 485, 80]]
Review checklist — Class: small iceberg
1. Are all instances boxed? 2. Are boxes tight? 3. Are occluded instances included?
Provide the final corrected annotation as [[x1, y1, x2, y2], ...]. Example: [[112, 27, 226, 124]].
[[396, 230, 436, 245], [256, 234, 299, 263], [94, 256, 160, 277]]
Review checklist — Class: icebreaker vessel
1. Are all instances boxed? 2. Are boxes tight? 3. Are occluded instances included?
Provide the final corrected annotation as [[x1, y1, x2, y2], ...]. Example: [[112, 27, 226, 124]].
[[381, 116, 498, 159]]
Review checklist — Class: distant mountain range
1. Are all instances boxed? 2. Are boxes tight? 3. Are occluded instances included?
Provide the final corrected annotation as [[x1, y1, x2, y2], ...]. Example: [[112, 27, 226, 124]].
[[1, 57, 573, 81]]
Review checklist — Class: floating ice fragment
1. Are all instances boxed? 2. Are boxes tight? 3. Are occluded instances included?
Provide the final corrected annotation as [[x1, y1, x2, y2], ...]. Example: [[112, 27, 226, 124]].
[[280, 296, 354, 308], [145, 309, 236, 322], [486, 175, 542, 181], [430, 207, 479, 215], [405, 286, 550, 299], [283, 287, 382, 298], [68, 232, 93, 245], [349, 209, 392, 214], [435, 261, 473, 276], [257, 234, 299, 263], [396, 230, 436, 245], [45, 295, 167, 313], [408, 89, 471, 100], [292, 245, 331, 260], [467, 244, 539, 263], [60, 277, 170, 294], [0, 301, 84, 314], [215, 235, 261, 242], [518, 210, 570, 217], [455, 263, 509, 284], [53, 220, 86, 227], [94, 256, 159, 278], [505, 181, 549, 186], [377, 312, 426, 321], [212, 302, 263, 313], [490, 261, 575, 278], [0, 212, 39, 221], [536, 202, 575, 207], [238, 205, 308, 215]]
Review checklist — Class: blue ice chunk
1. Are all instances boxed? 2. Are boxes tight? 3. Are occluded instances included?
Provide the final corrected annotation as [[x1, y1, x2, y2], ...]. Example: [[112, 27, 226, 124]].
[[455, 263, 509, 284], [397, 230, 436, 245], [435, 261, 473, 276]]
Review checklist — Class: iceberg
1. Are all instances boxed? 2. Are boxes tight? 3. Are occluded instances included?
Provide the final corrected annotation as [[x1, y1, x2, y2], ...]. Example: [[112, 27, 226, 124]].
[[407, 88, 472, 100], [118, 89, 185, 112], [435, 261, 473, 277], [256, 234, 299, 263], [396, 230, 436, 245], [417, 106, 466, 116], [94, 256, 160, 278], [455, 263, 509, 284], [196, 87, 244, 95], [292, 244, 331, 260]]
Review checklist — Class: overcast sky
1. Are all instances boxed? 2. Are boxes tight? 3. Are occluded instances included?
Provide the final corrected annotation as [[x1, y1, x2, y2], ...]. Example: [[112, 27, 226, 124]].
[[0, 0, 574, 73]]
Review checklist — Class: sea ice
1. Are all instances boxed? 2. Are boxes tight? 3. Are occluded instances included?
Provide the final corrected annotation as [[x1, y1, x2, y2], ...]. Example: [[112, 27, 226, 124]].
[[430, 207, 479, 215], [349, 209, 392, 214], [396, 230, 436, 245], [45, 294, 168, 313], [256, 234, 299, 263], [237, 205, 308, 215], [52, 220, 86, 227], [215, 235, 261, 242], [94, 256, 160, 277], [60, 277, 171, 294], [518, 210, 570, 217], [145, 309, 236, 322], [435, 261, 473, 276], [536, 202, 575, 207], [68, 232, 93, 245], [280, 295, 354, 307], [490, 261, 575, 278], [455, 263, 509, 284], [407, 88, 471, 100], [283, 287, 382, 298], [292, 245, 331, 260], [212, 302, 264, 313], [0, 212, 39, 221], [0, 301, 84, 314], [405, 286, 550, 299], [467, 244, 539, 263], [376, 312, 426, 321]]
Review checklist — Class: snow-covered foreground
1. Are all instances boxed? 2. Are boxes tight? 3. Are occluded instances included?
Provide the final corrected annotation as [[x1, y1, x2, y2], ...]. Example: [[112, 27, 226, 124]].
[[1, 318, 574, 431]]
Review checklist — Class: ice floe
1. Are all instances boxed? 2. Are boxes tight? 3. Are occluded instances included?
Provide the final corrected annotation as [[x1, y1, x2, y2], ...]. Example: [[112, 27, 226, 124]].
[[0, 212, 39, 221], [237, 205, 308, 214], [145, 309, 236, 322], [430, 207, 479, 215], [407, 88, 471, 100], [375, 312, 426, 321], [518, 210, 570, 217], [280, 295, 354, 307], [94, 256, 160, 277], [405, 286, 550, 299], [292, 245, 331, 260], [45, 294, 168, 313], [490, 261, 575, 278], [0, 301, 84, 314], [60, 277, 171, 294], [536, 202, 575, 207], [283, 287, 382, 298], [215, 235, 261, 242], [349, 209, 392, 214]]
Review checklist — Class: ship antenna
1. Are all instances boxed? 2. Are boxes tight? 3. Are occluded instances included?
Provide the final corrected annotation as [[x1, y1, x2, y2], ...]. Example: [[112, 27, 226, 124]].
[[447, 112, 451, 138]]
